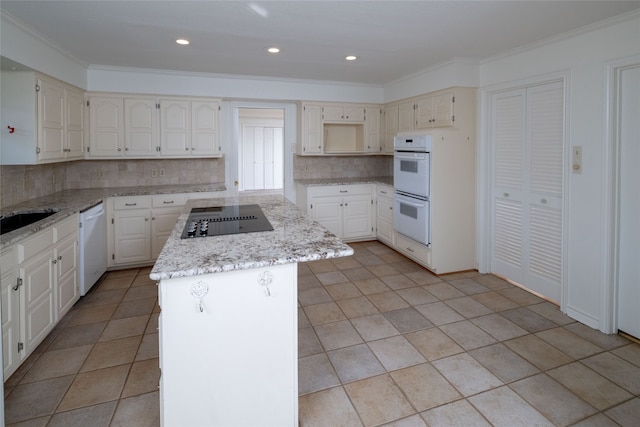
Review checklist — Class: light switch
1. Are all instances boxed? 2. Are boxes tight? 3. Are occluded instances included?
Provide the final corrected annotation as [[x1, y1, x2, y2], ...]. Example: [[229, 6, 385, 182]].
[[572, 146, 582, 174]]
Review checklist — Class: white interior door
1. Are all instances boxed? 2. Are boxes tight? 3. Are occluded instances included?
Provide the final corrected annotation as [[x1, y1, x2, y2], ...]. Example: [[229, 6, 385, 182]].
[[490, 81, 565, 303], [617, 64, 640, 339]]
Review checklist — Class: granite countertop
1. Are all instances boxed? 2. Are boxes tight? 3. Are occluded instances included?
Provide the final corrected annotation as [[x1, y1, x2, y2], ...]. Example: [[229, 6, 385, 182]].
[[295, 176, 393, 187], [0, 183, 226, 249], [150, 194, 354, 281]]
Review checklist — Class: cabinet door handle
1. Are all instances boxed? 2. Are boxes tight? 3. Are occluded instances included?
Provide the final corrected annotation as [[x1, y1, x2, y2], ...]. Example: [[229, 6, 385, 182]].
[[163, 201, 174, 204], [125, 203, 137, 206], [340, 190, 348, 193]]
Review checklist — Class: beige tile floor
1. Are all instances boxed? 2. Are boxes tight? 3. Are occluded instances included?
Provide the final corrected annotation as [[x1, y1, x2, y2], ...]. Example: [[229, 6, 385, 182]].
[[4, 240, 640, 426]]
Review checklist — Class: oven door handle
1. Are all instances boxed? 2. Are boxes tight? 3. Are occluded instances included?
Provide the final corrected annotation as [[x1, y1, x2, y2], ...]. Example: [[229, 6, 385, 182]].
[[394, 152, 427, 160], [396, 197, 429, 208]]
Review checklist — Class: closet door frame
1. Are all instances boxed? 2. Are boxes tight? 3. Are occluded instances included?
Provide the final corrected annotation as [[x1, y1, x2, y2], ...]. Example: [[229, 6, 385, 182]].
[[603, 55, 640, 334], [478, 70, 571, 311]]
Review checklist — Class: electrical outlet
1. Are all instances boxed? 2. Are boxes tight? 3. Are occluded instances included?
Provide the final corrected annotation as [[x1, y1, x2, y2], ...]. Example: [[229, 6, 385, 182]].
[[159, 168, 165, 176], [572, 146, 582, 174], [152, 169, 158, 178]]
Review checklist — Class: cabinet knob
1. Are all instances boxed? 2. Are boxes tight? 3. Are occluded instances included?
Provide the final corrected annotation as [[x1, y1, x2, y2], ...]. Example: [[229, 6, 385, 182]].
[[186, 147, 189, 151], [58, 255, 62, 260], [117, 148, 122, 151], [52, 259, 57, 264], [125, 147, 129, 151], [503, 192, 509, 198]]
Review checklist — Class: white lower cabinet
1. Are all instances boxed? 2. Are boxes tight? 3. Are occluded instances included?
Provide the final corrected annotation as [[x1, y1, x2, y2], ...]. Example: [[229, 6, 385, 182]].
[[113, 197, 152, 265], [2, 214, 79, 380], [1, 246, 21, 380], [158, 263, 298, 426], [376, 185, 394, 245], [109, 192, 219, 267], [297, 184, 375, 241]]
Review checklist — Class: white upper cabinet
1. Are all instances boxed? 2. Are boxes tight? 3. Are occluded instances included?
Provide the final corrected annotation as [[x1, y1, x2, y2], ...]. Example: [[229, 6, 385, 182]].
[[160, 99, 190, 156], [297, 102, 381, 156], [323, 105, 365, 122], [88, 94, 221, 159], [365, 107, 382, 153], [415, 90, 454, 128], [88, 96, 125, 157], [298, 103, 323, 155], [191, 101, 220, 156], [125, 98, 159, 157], [383, 104, 398, 154], [160, 99, 220, 156], [65, 87, 85, 159], [1, 72, 85, 164], [389, 88, 458, 134]]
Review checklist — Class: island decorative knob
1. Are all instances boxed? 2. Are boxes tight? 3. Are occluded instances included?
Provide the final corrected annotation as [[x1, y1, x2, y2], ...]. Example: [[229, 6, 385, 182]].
[[190, 281, 209, 312], [258, 271, 273, 297]]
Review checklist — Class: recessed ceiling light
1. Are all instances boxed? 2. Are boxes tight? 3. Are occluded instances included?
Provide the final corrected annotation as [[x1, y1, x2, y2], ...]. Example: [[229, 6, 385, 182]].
[[345, 55, 357, 61], [266, 47, 280, 54], [176, 39, 190, 45]]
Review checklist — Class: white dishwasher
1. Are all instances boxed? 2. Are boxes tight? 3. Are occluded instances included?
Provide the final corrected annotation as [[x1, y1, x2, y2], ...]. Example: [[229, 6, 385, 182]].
[[79, 202, 107, 295]]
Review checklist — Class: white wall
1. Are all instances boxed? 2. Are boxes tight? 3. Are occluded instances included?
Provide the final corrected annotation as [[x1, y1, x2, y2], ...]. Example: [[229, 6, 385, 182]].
[[0, 12, 87, 89], [383, 59, 480, 102], [478, 11, 640, 331], [87, 66, 384, 104]]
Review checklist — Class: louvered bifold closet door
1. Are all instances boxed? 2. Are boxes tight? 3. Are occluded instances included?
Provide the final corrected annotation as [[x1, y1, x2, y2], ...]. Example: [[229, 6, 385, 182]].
[[491, 81, 564, 303]]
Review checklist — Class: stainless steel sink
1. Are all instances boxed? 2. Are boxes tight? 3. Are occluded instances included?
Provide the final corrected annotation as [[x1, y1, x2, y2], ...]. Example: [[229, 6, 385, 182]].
[[0, 210, 59, 235]]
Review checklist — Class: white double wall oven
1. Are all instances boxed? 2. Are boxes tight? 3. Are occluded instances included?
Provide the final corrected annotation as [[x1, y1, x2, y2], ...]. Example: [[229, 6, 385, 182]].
[[393, 133, 432, 246]]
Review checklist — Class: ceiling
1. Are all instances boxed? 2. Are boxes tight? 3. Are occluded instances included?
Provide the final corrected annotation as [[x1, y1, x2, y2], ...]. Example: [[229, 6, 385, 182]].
[[2, 1, 639, 85]]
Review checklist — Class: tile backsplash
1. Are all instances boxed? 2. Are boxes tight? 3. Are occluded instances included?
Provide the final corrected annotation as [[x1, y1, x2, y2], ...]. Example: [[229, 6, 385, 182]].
[[293, 155, 392, 180], [0, 158, 224, 208], [1, 155, 391, 208]]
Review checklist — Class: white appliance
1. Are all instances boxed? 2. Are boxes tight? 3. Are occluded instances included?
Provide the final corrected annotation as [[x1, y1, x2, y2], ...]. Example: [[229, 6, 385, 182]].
[[79, 202, 107, 295], [393, 133, 432, 246]]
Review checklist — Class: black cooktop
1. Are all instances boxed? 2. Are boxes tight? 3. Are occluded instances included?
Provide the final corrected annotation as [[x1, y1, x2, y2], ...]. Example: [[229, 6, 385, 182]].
[[180, 204, 274, 238]]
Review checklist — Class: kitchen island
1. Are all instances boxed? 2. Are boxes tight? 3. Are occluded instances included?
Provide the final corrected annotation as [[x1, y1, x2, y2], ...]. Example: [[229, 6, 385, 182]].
[[150, 194, 353, 427]]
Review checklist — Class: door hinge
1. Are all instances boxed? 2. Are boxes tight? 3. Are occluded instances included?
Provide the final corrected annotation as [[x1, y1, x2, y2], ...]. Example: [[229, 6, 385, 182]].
[[112, 254, 115, 260], [111, 218, 114, 224], [452, 96, 455, 103], [452, 115, 455, 122], [35, 83, 40, 92], [13, 277, 22, 291], [218, 105, 221, 111], [87, 146, 90, 153], [310, 204, 313, 209], [371, 199, 374, 205], [86, 100, 90, 107], [156, 103, 160, 109], [36, 147, 41, 154], [17, 342, 24, 352]]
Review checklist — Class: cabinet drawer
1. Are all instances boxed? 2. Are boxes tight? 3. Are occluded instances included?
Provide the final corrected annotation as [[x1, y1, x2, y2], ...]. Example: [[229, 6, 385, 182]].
[[113, 196, 151, 210], [19, 228, 54, 263], [54, 214, 78, 242], [308, 184, 373, 198], [395, 232, 431, 267], [152, 194, 187, 208], [0, 246, 18, 273], [377, 185, 393, 198]]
